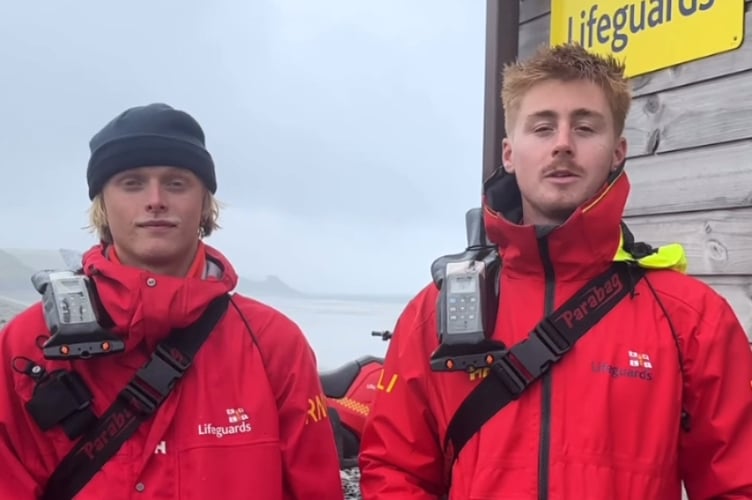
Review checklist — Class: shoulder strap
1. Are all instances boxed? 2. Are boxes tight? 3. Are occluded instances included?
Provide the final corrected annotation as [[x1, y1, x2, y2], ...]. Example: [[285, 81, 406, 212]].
[[40, 293, 231, 500], [444, 263, 644, 460]]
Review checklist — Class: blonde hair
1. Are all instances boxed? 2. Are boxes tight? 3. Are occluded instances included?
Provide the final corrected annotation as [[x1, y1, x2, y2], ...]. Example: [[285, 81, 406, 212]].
[[501, 43, 632, 136], [87, 190, 221, 243]]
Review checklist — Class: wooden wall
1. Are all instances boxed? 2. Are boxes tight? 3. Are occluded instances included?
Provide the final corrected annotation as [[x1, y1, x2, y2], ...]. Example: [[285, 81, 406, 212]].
[[518, 0, 752, 339]]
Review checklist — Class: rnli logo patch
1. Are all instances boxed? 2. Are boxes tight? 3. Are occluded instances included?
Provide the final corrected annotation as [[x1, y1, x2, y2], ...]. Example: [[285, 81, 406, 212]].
[[197, 407, 253, 438], [591, 350, 654, 381]]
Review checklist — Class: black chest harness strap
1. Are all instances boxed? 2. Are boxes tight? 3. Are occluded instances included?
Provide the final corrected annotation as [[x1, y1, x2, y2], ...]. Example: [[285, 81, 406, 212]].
[[40, 293, 231, 500], [444, 262, 645, 461]]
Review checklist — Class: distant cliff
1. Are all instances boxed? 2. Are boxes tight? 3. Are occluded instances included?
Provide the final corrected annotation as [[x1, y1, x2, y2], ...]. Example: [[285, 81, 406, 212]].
[[0, 248, 307, 305], [0, 249, 39, 302], [238, 274, 305, 298]]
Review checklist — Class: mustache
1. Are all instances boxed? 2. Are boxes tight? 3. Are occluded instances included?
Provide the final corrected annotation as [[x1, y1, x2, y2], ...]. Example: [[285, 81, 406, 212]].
[[543, 160, 583, 176]]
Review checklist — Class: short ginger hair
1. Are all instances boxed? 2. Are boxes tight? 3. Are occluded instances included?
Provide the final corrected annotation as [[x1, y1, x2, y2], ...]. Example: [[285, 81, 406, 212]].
[[501, 43, 632, 136]]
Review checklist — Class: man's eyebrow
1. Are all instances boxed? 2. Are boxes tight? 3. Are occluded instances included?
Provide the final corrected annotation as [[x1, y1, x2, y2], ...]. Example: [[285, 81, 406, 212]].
[[523, 108, 606, 122], [572, 108, 606, 121], [525, 110, 557, 122], [111, 171, 140, 181]]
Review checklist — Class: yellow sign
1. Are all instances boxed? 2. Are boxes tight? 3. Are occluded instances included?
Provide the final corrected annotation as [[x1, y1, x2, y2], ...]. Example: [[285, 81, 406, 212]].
[[550, 0, 745, 78]]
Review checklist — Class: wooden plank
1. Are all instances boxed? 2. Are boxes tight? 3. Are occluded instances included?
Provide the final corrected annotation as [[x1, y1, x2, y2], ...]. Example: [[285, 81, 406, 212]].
[[702, 276, 752, 339], [624, 140, 752, 217], [631, 12, 752, 97], [520, 0, 549, 23], [624, 69, 752, 158], [518, 13, 549, 60], [623, 208, 752, 276]]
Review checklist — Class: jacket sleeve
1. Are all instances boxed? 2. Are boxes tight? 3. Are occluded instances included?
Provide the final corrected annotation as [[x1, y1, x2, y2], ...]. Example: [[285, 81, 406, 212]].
[[258, 313, 344, 500], [0, 317, 45, 499], [680, 292, 752, 499], [359, 290, 447, 499]]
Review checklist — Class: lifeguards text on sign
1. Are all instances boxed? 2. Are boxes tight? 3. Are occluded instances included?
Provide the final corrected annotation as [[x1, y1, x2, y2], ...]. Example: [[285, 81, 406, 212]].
[[550, 0, 745, 78]]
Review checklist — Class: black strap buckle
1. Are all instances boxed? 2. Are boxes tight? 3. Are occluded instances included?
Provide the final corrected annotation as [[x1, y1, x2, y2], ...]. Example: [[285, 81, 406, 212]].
[[122, 344, 189, 415], [507, 318, 573, 380], [489, 352, 529, 398], [534, 317, 572, 356]]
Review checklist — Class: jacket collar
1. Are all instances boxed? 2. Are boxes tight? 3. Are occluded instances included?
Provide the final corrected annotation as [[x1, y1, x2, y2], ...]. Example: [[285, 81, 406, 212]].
[[482, 165, 629, 282], [81, 241, 237, 353]]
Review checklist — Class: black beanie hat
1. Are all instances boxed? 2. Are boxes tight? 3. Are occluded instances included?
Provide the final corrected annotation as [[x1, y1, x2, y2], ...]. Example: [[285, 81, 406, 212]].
[[86, 103, 216, 200]]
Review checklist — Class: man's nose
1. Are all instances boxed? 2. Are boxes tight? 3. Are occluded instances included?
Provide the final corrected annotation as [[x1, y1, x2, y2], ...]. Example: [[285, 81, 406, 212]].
[[145, 181, 166, 211], [552, 127, 574, 156]]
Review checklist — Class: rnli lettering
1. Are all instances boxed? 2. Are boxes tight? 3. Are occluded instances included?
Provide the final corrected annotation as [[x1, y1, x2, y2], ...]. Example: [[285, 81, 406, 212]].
[[306, 394, 329, 424], [376, 370, 398, 393]]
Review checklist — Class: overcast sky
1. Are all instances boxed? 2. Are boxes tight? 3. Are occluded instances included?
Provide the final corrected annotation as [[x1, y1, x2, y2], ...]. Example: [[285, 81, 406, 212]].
[[0, 1, 488, 296]]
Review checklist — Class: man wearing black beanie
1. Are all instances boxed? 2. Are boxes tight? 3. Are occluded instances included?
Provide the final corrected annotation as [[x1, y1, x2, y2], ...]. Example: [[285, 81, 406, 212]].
[[0, 103, 345, 500], [84, 102, 220, 276]]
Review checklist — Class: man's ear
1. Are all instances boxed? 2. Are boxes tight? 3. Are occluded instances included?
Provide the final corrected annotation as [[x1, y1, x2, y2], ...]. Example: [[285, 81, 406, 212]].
[[611, 136, 627, 172], [502, 137, 514, 174]]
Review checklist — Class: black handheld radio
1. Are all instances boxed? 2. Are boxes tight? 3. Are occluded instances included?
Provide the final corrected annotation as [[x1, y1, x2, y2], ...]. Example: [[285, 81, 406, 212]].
[[430, 208, 505, 372], [32, 270, 124, 360]]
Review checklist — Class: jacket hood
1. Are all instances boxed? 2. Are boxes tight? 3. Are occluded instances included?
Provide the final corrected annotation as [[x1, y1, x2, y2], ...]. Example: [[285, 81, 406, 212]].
[[481, 163, 629, 281], [81, 241, 238, 353]]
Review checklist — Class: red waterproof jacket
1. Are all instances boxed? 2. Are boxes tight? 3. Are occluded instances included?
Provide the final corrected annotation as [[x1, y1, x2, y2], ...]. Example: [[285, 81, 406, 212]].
[[0, 242, 344, 500], [359, 170, 752, 499]]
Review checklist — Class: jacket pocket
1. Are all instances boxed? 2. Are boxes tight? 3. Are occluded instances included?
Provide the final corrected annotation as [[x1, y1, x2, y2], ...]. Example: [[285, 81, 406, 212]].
[[178, 439, 283, 499]]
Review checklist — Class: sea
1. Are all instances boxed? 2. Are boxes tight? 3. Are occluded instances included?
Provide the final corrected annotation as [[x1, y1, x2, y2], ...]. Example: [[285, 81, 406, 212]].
[[0, 290, 408, 373], [243, 293, 407, 372]]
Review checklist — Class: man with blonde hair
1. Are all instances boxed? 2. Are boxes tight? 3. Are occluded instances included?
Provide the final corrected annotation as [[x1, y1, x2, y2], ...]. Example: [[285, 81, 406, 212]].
[[359, 44, 752, 499], [0, 103, 344, 499]]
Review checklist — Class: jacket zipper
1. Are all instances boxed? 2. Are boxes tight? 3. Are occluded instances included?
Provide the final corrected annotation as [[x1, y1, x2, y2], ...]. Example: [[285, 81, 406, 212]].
[[538, 236, 556, 500]]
